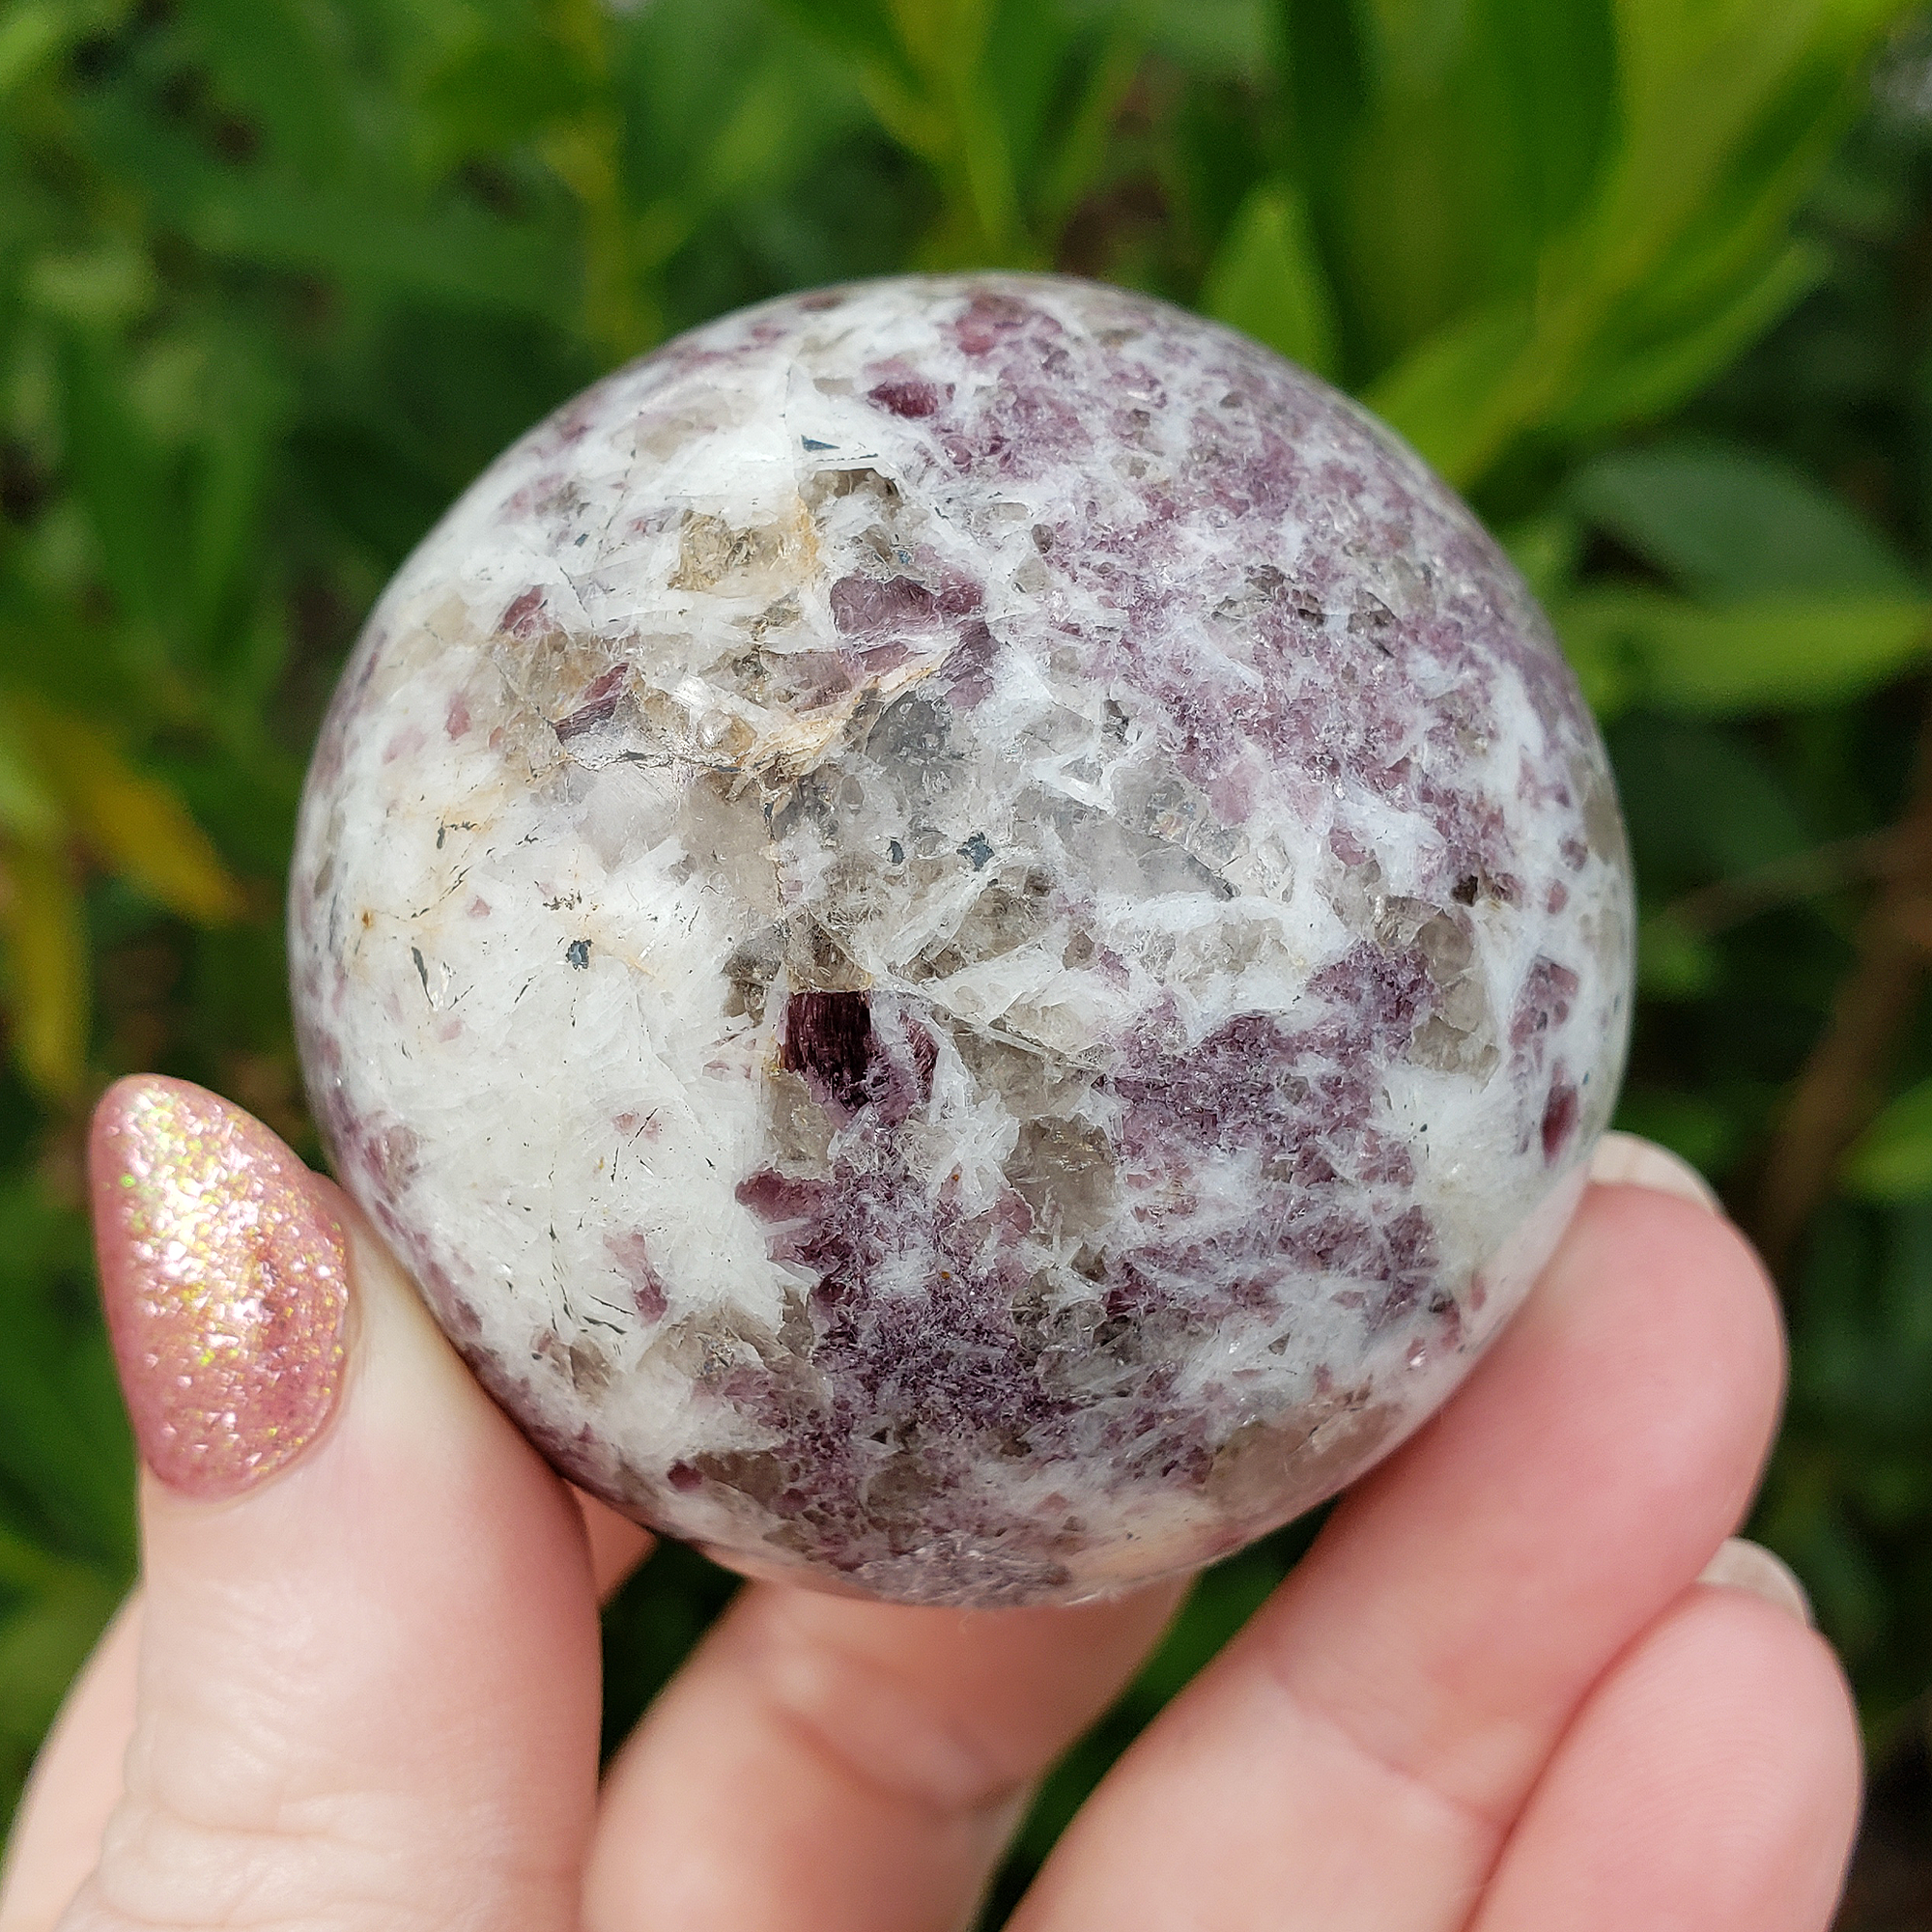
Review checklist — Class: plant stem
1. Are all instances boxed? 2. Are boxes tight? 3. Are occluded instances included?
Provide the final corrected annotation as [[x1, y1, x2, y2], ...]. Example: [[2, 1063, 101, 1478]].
[[1752, 698, 1932, 1274], [1664, 829, 1898, 936]]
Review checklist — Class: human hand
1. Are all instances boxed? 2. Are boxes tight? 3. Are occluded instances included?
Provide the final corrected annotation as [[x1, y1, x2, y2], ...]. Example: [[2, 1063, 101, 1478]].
[[0, 1077, 1859, 1931]]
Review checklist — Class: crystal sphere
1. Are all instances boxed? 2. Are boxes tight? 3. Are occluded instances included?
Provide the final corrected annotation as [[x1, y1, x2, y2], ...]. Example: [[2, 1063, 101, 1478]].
[[291, 273, 1633, 1606]]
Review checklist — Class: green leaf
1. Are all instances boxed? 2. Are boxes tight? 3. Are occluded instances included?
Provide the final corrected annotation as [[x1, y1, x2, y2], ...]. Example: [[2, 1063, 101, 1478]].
[[0, 1184, 136, 1565], [764, 0, 930, 145], [1638, 909, 1723, 997], [181, 0, 361, 186], [981, 0, 1077, 195], [620, 0, 862, 199], [418, 29, 597, 168], [1501, 513, 1584, 610], [1145, 0, 1271, 78], [685, 48, 858, 219], [1591, 0, 1899, 284], [22, 240, 156, 329], [1034, 9, 1145, 238], [78, 109, 569, 321], [1326, 0, 1619, 361], [1553, 239, 1832, 439], [185, 374, 282, 677], [767, 0, 911, 71], [1364, 0, 1915, 483], [1363, 298, 1532, 478], [1614, 1089, 1742, 1176], [1277, 0, 1371, 183], [0, 1553, 121, 1749], [759, 0, 1032, 263], [1465, 0, 1619, 250], [54, 328, 175, 644], [1501, 515, 1632, 715], [1844, 1080, 1932, 1201], [1569, 440, 1921, 600], [902, 0, 1027, 264], [0, 3, 70, 99], [1202, 180, 1340, 379], [189, 181, 568, 319], [1555, 588, 1931, 714], [1608, 717, 1815, 881]]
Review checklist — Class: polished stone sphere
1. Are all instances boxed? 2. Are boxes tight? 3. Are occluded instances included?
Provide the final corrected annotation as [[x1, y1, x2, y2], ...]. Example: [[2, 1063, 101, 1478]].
[[291, 273, 1633, 1606]]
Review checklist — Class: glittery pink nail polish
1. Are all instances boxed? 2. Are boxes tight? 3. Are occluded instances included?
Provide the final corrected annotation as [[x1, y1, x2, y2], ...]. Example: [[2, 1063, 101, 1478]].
[[90, 1076, 349, 1499]]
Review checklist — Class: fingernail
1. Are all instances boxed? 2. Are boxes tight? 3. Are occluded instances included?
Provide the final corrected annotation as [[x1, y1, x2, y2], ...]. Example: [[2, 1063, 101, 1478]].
[[1698, 1537, 1815, 1627], [90, 1076, 349, 1500], [1589, 1130, 1723, 1214]]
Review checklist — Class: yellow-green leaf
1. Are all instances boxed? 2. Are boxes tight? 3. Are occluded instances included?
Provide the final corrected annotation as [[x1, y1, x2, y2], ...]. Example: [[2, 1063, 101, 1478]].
[[0, 2, 66, 99], [1364, 300, 1535, 485], [21, 706, 243, 924], [0, 703, 62, 844], [1203, 181, 1341, 381], [0, 838, 88, 1098]]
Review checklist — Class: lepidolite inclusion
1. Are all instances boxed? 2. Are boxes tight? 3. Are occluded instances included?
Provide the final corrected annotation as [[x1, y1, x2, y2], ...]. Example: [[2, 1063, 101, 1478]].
[[291, 273, 1633, 1607]]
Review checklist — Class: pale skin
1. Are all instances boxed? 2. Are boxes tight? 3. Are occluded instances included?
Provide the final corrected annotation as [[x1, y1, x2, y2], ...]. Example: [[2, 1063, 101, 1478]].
[[0, 1127, 1862, 1932]]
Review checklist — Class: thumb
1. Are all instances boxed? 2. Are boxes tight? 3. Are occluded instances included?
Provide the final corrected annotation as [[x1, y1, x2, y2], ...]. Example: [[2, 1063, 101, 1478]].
[[44, 1076, 603, 1932]]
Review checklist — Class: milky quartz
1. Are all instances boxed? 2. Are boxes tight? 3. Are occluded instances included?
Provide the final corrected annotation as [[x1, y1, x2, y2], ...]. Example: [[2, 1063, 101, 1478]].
[[291, 274, 1633, 1606]]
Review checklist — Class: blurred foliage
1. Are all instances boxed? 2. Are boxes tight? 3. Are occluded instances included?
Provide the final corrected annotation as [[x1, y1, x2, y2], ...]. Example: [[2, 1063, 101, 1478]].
[[5, 0, 1932, 1916]]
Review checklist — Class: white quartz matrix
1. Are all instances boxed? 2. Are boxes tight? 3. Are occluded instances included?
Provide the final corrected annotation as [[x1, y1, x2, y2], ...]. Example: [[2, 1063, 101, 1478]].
[[291, 273, 1633, 1606]]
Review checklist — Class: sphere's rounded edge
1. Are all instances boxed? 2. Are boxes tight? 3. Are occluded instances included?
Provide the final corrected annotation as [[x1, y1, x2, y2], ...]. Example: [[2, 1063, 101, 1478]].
[[287, 270, 1635, 1609]]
